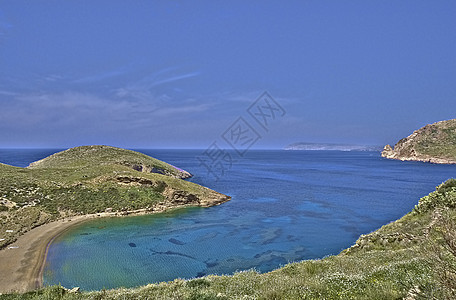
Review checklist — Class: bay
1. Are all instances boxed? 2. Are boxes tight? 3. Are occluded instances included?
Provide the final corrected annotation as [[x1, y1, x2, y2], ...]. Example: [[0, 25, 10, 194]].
[[2, 149, 455, 290]]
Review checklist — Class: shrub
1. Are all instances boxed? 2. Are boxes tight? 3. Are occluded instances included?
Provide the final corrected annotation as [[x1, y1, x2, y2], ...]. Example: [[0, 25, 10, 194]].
[[415, 179, 456, 213], [437, 178, 456, 193], [186, 278, 211, 288]]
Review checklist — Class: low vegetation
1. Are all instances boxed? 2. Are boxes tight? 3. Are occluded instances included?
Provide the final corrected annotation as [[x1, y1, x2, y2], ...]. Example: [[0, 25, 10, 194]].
[[415, 122, 456, 160], [1, 179, 456, 299]]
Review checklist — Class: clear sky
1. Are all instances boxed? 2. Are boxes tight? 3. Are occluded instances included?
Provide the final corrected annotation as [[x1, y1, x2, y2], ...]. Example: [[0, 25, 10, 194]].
[[0, 1, 455, 149]]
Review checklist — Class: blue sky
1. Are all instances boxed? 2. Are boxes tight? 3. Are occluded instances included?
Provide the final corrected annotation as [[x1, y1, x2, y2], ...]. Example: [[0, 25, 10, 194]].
[[0, 1, 455, 148]]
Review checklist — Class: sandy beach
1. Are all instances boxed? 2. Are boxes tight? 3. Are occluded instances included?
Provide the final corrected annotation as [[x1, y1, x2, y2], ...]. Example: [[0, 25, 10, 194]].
[[0, 205, 194, 294], [0, 216, 92, 293]]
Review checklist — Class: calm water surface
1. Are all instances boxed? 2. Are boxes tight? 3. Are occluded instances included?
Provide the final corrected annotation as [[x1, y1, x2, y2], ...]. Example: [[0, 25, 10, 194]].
[[1, 149, 455, 290]]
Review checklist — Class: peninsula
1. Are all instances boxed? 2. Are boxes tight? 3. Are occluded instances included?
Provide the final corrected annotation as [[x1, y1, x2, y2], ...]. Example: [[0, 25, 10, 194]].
[[382, 119, 456, 164], [0, 146, 230, 292]]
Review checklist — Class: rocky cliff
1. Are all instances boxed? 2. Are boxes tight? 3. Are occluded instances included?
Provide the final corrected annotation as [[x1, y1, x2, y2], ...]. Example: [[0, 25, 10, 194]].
[[382, 119, 456, 164]]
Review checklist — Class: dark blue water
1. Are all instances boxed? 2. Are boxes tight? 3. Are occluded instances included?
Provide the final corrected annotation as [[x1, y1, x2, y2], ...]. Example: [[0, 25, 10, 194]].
[[0, 149, 65, 168], [1, 149, 455, 290]]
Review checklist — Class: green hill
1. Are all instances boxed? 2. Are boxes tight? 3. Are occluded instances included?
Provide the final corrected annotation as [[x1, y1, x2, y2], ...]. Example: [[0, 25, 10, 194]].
[[382, 119, 456, 164], [27, 145, 192, 179], [0, 146, 230, 249]]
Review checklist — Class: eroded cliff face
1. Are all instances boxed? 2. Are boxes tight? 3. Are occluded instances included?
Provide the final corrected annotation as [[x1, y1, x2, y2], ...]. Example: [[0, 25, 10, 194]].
[[382, 119, 456, 164], [163, 186, 230, 207]]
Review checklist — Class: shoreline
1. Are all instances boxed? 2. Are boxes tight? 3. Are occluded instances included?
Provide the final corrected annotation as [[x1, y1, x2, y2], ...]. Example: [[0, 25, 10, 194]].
[[0, 215, 90, 293], [0, 205, 207, 294], [35, 216, 90, 290], [382, 155, 456, 165]]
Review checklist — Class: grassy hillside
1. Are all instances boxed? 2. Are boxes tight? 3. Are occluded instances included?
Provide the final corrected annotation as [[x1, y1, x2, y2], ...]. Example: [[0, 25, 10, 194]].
[[27, 146, 192, 179], [382, 119, 456, 163], [0, 146, 229, 249], [414, 120, 456, 160], [2, 179, 456, 299]]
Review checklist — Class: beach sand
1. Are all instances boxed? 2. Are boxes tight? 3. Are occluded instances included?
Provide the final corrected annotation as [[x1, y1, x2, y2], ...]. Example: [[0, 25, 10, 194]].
[[0, 216, 90, 293], [0, 206, 188, 294]]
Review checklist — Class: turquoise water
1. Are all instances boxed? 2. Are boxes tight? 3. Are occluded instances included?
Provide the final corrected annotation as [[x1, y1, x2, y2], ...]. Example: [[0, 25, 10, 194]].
[[2, 149, 455, 290]]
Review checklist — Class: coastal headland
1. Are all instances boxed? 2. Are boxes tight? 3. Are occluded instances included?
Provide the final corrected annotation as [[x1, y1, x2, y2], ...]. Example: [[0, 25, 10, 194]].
[[382, 119, 456, 164]]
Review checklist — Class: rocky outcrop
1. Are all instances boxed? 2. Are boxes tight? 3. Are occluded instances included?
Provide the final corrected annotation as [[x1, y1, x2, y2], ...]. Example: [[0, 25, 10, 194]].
[[163, 186, 230, 208], [113, 175, 230, 208], [381, 119, 456, 164], [119, 162, 192, 179]]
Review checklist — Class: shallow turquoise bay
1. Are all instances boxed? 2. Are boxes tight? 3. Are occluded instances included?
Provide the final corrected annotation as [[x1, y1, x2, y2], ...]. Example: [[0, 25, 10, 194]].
[[28, 150, 456, 290]]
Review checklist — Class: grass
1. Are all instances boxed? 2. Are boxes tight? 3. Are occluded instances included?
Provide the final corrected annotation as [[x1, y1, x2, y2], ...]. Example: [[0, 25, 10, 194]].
[[414, 119, 456, 160], [0, 146, 228, 249], [27, 145, 190, 178], [2, 179, 456, 299]]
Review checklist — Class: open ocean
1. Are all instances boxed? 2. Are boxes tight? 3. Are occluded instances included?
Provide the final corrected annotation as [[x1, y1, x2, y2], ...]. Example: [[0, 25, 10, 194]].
[[1, 149, 455, 290]]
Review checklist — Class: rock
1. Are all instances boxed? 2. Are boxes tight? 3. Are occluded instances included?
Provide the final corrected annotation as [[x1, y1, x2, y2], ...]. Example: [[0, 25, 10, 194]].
[[163, 187, 200, 205], [404, 285, 421, 300], [105, 208, 113, 213], [69, 287, 80, 293], [381, 145, 394, 158]]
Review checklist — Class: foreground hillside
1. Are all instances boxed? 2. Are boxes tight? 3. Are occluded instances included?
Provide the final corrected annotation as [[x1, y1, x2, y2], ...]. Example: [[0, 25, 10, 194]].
[[0, 146, 230, 249], [2, 179, 456, 299], [382, 119, 456, 164]]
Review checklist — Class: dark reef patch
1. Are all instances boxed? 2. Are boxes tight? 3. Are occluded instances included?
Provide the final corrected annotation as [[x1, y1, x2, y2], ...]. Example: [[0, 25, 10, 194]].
[[286, 235, 299, 242], [150, 249, 195, 260], [254, 250, 274, 259], [205, 259, 219, 268], [169, 238, 185, 245]]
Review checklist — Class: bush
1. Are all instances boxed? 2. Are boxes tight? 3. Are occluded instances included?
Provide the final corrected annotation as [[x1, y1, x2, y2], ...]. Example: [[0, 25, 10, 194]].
[[437, 178, 456, 193], [186, 278, 211, 288], [415, 179, 456, 213]]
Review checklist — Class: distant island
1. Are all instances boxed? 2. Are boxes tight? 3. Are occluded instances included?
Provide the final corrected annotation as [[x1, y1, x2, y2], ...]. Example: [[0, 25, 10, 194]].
[[284, 142, 382, 151], [382, 118, 456, 164]]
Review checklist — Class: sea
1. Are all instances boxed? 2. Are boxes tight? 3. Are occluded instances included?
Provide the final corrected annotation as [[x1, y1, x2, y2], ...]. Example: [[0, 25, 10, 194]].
[[1, 149, 455, 290]]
